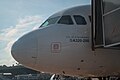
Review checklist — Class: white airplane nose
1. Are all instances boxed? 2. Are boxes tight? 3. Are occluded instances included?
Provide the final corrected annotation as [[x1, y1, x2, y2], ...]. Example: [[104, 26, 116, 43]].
[[11, 30, 38, 66], [11, 39, 25, 63], [11, 41, 19, 61]]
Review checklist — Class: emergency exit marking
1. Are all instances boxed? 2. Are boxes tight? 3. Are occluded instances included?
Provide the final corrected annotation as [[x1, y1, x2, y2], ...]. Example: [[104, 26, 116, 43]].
[[51, 42, 61, 53]]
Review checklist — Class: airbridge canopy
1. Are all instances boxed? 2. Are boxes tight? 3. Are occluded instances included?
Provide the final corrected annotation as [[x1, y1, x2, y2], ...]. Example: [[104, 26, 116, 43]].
[[92, 0, 120, 48]]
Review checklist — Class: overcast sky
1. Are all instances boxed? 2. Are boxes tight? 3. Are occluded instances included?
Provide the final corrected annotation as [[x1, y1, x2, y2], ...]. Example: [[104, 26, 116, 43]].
[[0, 0, 90, 66]]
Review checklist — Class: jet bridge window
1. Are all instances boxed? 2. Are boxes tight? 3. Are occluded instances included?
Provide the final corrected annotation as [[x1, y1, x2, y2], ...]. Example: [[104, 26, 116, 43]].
[[73, 15, 87, 25], [40, 16, 60, 27], [58, 15, 74, 25]]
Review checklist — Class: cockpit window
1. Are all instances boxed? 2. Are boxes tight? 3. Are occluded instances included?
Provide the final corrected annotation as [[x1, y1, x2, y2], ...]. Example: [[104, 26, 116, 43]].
[[40, 16, 60, 27], [58, 15, 74, 25], [89, 16, 91, 22], [73, 15, 87, 25]]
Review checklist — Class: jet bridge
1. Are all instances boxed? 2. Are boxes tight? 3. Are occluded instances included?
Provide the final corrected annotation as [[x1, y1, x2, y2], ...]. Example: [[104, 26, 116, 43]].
[[92, 0, 120, 50]]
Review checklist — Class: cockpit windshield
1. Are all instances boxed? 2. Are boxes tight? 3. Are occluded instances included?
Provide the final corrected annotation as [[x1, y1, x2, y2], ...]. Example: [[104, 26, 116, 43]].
[[58, 15, 74, 25], [40, 16, 60, 27]]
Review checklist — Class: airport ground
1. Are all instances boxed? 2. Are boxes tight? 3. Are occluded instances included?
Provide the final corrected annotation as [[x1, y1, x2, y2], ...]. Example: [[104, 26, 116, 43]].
[[0, 65, 81, 80], [0, 65, 120, 80]]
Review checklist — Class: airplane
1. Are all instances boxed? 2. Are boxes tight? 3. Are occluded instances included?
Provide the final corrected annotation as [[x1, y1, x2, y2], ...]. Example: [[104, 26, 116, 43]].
[[11, 5, 120, 78]]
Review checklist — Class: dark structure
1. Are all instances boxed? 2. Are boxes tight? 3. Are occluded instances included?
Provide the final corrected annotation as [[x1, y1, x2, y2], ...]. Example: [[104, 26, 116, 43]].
[[0, 65, 40, 76], [0, 65, 80, 80]]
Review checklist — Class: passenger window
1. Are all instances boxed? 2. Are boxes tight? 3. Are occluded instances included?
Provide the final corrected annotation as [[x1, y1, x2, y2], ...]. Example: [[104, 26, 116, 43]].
[[40, 16, 60, 27], [73, 15, 87, 25], [58, 15, 74, 25]]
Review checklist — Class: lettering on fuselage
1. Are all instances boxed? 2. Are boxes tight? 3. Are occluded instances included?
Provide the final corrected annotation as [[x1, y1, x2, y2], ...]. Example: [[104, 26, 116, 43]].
[[66, 36, 89, 43]]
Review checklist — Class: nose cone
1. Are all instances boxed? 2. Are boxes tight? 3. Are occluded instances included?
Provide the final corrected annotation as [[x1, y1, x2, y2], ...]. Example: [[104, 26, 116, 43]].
[[11, 30, 38, 67], [11, 41, 20, 61]]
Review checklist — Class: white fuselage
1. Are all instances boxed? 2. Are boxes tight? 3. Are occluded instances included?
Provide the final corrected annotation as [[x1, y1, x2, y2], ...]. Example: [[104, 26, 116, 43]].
[[11, 5, 120, 77]]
